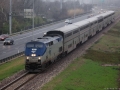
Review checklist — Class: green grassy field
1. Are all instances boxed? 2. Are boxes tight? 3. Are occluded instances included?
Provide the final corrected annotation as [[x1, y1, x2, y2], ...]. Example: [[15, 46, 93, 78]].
[[41, 58, 119, 90], [41, 22, 120, 90], [0, 57, 24, 81]]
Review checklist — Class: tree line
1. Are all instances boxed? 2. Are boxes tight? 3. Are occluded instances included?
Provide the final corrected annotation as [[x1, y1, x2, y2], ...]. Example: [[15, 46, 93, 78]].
[[0, 0, 93, 34]]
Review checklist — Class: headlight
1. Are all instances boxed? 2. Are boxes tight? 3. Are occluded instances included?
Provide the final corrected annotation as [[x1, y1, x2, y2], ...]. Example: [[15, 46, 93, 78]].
[[38, 57, 41, 60], [31, 54, 36, 57], [27, 57, 29, 59]]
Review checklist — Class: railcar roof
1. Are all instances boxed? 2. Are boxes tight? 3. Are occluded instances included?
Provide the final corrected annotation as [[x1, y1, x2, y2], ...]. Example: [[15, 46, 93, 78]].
[[107, 11, 115, 15], [55, 24, 79, 33], [94, 11, 114, 18], [84, 17, 98, 23], [94, 14, 103, 19], [47, 10, 115, 36], [101, 11, 113, 17], [109, 11, 115, 13], [73, 20, 90, 27]]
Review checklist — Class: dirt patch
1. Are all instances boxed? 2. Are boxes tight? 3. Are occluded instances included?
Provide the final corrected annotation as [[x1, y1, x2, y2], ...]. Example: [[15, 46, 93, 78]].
[[102, 64, 120, 67]]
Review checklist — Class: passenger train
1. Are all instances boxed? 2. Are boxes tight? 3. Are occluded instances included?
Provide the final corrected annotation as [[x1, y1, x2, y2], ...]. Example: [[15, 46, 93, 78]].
[[25, 11, 115, 72]]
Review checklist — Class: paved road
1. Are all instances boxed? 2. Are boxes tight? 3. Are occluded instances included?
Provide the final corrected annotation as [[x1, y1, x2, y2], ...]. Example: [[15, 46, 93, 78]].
[[0, 13, 96, 60]]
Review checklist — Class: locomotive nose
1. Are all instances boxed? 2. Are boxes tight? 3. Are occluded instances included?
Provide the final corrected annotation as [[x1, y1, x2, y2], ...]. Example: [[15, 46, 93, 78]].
[[26, 56, 42, 63]]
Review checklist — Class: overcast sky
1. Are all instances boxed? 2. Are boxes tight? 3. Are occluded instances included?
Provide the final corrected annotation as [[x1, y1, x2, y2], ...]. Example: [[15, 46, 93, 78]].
[[83, 0, 92, 4], [44, 0, 94, 4], [43, 0, 111, 5]]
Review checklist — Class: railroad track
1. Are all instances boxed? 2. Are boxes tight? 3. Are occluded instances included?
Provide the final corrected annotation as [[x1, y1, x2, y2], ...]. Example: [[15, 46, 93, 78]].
[[0, 72, 38, 90]]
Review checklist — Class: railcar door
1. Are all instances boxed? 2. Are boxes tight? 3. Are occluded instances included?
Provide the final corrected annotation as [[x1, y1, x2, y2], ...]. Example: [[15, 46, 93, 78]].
[[73, 40, 75, 49]]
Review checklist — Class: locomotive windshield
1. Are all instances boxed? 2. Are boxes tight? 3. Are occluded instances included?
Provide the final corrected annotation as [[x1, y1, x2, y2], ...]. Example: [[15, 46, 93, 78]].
[[26, 43, 43, 48], [25, 42, 47, 56], [26, 44, 34, 48]]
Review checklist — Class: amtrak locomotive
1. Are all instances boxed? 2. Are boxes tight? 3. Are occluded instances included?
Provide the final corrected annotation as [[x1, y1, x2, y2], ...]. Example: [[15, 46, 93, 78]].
[[25, 35, 63, 72], [25, 11, 115, 72]]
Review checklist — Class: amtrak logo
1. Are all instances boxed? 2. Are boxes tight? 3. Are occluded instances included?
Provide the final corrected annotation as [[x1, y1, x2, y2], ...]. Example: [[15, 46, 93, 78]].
[[31, 48, 37, 53], [31, 51, 36, 53]]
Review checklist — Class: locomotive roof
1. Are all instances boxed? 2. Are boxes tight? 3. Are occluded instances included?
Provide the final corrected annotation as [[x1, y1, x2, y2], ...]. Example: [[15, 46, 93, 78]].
[[32, 35, 62, 44]]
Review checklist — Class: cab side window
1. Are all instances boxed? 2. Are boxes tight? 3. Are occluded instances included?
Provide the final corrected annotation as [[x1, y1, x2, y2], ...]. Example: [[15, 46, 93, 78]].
[[49, 41, 53, 46], [59, 47, 62, 52]]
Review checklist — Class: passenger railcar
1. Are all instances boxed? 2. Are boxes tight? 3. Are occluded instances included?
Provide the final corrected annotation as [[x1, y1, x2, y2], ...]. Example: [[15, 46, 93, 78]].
[[47, 25, 80, 54], [84, 17, 98, 37], [25, 11, 115, 72], [94, 15, 104, 31], [73, 20, 90, 43]]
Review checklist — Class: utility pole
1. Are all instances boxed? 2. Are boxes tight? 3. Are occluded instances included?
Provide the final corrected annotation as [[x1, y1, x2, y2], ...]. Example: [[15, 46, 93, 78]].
[[60, 0, 63, 10], [92, 0, 93, 6], [9, 0, 12, 35], [32, 0, 35, 40], [101, 0, 104, 9], [73, 0, 75, 19]]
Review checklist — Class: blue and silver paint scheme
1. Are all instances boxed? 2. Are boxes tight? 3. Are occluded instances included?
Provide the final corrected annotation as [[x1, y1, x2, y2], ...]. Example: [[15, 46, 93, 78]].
[[25, 35, 63, 72], [25, 41, 46, 63]]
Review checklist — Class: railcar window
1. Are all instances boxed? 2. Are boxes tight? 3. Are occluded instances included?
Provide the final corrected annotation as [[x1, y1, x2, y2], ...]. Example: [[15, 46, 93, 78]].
[[73, 30, 79, 34], [49, 41, 53, 46], [95, 21, 97, 24], [65, 32, 72, 38], [104, 16, 108, 19], [98, 19, 103, 23], [68, 44, 72, 48], [81, 26, 84, 30], [91, 23, 93, 26], [92, 22, 95, 25], [26, 44, 34, 48], [49, 50, 51, 54], [59, 47, 62, 52], [81, 24, 89, 30], [35, 44, 43, 48]]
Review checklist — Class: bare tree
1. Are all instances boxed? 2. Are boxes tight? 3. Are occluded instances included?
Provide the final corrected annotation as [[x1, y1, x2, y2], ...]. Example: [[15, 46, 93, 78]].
[[0, 0, 9, 34]]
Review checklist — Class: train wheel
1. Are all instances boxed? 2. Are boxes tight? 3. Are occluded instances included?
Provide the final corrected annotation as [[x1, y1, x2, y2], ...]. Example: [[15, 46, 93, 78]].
[[62, 51, 67, 57]]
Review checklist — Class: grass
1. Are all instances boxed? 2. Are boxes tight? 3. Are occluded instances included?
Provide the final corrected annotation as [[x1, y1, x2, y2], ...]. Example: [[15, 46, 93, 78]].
[[41, 58, 118, 90], [41, 21, 120, 90], [83, 50, 120, 64], [91, 25, 120, 53], [0, 57, 24, 81]]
